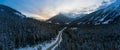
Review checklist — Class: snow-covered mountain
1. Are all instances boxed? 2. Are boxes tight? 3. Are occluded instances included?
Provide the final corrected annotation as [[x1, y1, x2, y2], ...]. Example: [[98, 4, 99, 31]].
[[47, 13, 76, 25], [69, 0, 120, 26], [1, 0, 120, 50], [0, 4, 26, 19], [55, 1, 120, 50], [0, 4, 60, 50]]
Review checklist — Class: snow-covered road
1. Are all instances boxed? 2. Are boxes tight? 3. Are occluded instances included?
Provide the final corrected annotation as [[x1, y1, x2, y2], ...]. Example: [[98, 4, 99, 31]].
[[15, 27, 67, 50], [46, 27, 67, 50]]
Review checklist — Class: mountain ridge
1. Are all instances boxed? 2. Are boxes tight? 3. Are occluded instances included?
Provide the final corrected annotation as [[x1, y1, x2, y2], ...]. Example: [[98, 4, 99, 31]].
[[68, 0, 120, 27], [0, 4, 61, 50]]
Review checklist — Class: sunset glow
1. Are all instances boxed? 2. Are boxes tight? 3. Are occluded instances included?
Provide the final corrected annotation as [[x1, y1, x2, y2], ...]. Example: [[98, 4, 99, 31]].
[[0, 0, 115, 20]]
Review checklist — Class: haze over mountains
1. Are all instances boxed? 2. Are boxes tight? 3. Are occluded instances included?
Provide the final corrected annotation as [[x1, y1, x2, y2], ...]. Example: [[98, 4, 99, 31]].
[[47, 0, 119, 26], [46, 0, 117, 25], [69, 0, 120, 26], [0, 0, 120, 50], [0, 0, 115, 20], [56, 0, 120, 50]]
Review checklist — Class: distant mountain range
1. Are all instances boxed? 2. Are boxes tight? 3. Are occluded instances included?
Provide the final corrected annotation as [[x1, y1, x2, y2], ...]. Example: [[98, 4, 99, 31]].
[[68, 0, 120, 26], [46, 0, 119, 26], [0, 4, 60, 50], [47, 13, 76, 25], [56, 0, 120, 50], [0, 0, 120, 50]]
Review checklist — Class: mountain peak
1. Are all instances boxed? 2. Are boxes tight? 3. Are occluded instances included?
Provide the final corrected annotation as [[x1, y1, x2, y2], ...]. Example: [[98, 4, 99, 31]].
[[69, 0, 120, 26], [0, 4, 26, 18], [47, 13, 75, 25]]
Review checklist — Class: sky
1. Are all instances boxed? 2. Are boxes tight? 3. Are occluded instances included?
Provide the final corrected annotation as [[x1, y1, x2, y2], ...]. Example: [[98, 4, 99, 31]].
[[0, 0, 115, 20]]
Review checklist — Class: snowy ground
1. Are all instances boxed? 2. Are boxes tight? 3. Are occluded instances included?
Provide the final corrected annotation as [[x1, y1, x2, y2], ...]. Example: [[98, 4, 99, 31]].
[[14, 27, 67, 50]]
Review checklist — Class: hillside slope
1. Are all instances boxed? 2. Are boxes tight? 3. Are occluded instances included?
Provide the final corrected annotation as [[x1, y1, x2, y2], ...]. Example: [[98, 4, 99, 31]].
[[55, 0, 120, 50], [70, 0, 120, 26], [0, 4, 61, 50]]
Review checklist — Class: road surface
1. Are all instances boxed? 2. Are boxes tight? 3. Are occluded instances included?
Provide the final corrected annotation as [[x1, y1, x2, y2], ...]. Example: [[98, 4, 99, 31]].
[[46, 27, 67, 50], [15, 27, 67, 50]]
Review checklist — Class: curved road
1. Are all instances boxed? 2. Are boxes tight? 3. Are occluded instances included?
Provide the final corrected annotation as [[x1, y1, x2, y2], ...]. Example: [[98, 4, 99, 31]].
[[46, 27, 67, 50], [15, 27, 67, 50]]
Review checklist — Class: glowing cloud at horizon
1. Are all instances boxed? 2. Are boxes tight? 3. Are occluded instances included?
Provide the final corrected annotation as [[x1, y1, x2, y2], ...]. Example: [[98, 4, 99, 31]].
[[0, 0, 116, 20]]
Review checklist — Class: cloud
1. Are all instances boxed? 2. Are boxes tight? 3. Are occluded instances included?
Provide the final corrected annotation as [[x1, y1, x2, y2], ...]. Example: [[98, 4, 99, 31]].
[[0, 0, 115, 20]]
